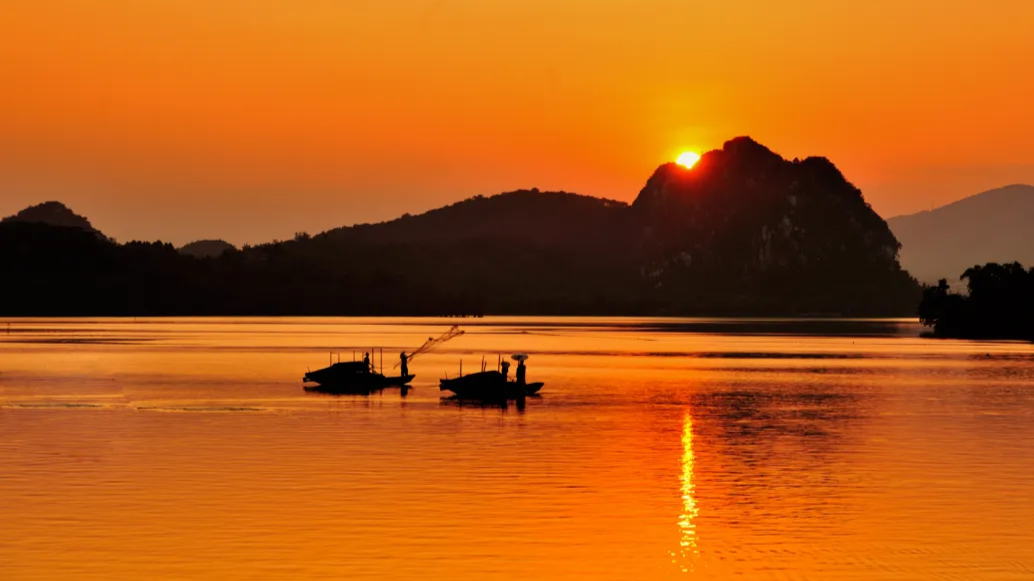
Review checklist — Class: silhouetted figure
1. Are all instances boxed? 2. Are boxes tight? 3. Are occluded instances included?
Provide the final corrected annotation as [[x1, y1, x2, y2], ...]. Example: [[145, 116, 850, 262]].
[[516, 360, 526, 386], [363, 352, 371, 372], [400, 351, 409, 376], [501, 360, 511, 381]]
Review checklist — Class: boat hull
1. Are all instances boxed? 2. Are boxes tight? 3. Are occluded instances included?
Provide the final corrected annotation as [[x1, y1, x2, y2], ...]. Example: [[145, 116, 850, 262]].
[[303, 363, 414, 391], [439, 371, 543, 400]]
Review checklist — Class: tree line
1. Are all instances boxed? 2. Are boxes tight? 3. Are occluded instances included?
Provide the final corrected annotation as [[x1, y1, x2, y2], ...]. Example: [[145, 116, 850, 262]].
[[919, 262, 1034, 340]]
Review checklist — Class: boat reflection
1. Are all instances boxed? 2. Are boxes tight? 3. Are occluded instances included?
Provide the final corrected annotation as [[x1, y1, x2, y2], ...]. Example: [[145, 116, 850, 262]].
[[439, 395, 526, 413], [304, 385, 411, 398]]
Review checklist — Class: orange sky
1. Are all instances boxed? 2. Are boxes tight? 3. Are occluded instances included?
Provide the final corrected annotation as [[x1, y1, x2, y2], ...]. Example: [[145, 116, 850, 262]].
[[2, 0, 1033, 245]]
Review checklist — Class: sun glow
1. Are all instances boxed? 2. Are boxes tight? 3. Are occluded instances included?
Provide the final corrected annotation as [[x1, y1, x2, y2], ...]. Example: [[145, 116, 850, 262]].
[[676, 151, 700, 169]]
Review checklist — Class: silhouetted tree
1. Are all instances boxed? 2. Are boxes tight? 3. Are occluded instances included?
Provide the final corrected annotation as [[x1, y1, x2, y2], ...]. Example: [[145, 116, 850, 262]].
[[919, 262, 1034, 340]]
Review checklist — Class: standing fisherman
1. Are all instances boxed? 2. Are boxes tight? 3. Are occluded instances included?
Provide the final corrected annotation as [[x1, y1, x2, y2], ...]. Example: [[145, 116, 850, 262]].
[[516, 359, 526, 386], [501, 360, 511, 381], [399, 351, 409, 377], [363, 352, 371, 373]]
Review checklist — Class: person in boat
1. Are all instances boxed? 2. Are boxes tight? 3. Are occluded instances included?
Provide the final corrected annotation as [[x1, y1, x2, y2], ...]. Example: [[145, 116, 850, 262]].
[[363, 352, 371, 373], [501, 360, 511, 381], [516, 359, 526, 386], [399, 351, 409, 377]]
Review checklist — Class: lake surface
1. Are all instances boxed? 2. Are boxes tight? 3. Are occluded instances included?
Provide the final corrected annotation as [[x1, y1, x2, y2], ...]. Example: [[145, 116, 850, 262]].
[[2, 317, 1034, 580]]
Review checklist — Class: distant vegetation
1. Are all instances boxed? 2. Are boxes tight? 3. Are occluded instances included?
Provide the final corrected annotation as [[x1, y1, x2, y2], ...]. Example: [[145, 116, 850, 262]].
[[179, 239, 237, 258], [919, 262, 1034, 340], [0, 138, 922, 317]]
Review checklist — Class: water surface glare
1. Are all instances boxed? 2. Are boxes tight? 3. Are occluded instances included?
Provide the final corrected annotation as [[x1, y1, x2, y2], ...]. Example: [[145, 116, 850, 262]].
[[2, 317, 1033, 580]]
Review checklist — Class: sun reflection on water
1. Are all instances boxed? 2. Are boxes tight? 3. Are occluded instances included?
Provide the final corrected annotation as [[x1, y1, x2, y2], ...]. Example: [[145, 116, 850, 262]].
[[677, 410, 699, 572]]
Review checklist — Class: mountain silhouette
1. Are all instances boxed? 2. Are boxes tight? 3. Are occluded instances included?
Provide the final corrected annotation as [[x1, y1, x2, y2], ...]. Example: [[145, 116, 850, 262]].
[[0, 137, 920, 316], [322, 189, 630, 250], [887, 185, 1034, 284], [2, 201, 103, 237], [631, 137, 915, 313]]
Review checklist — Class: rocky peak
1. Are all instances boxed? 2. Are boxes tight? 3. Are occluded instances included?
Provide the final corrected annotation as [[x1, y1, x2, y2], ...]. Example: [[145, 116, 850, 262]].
[[718, 136, 784, 169], [632, 136, 791, 213], [630, 137, 905, 298]]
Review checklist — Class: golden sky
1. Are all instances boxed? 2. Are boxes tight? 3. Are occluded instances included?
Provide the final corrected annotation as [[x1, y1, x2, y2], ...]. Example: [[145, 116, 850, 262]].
[[2, 0, 1033, 244]]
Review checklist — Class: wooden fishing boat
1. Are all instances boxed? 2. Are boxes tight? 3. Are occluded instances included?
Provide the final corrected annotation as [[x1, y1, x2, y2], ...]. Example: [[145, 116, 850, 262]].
[[439, 370, 543, 400], [303, 361, 414, 390], [302, 326, 463, 394]]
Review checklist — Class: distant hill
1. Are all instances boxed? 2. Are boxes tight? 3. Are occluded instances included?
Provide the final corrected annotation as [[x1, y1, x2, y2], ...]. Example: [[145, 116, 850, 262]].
[[322, 189, 629, 250], [887, 185, 1034, 284], [0, 138, 920, 316], [179, 239, 237, 258], [2, 201, 103, 237]]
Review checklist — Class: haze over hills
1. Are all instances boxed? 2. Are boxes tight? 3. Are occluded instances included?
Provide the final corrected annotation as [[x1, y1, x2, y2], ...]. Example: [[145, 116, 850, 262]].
[[0, 137, 920, 316], [887, 185, 1034, 284]]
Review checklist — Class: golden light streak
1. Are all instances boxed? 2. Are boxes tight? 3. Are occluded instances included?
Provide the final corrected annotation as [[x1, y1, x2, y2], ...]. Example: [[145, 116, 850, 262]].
[[677, 410, 699, 572]]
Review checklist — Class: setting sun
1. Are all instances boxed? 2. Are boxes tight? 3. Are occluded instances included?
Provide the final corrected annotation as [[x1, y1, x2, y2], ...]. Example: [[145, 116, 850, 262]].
[[676, 151, 701, 169]]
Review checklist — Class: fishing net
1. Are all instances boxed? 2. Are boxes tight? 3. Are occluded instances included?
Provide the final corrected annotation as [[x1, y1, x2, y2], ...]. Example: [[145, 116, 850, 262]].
[[394, 325, 465, 367]]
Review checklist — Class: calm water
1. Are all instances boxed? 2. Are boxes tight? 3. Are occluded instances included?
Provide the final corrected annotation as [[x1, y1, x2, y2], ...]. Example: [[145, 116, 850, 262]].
[[2, 317, 1034, 580]]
